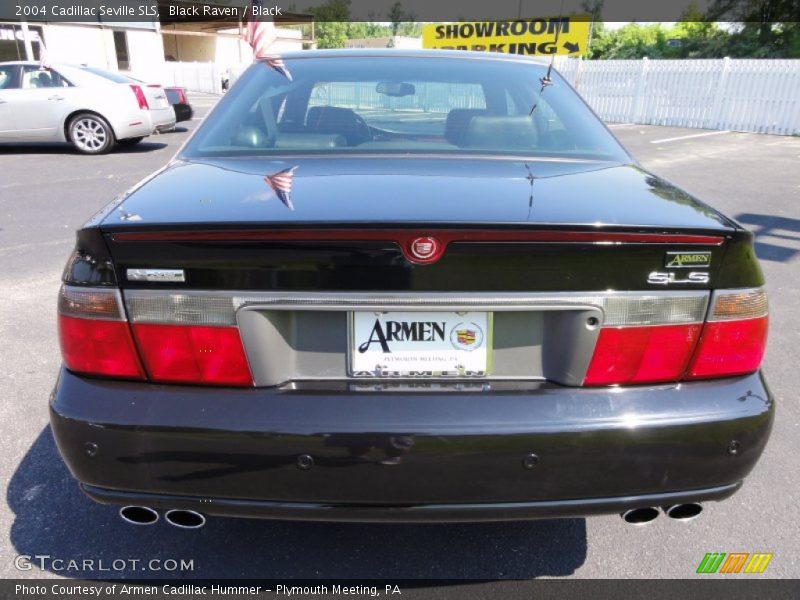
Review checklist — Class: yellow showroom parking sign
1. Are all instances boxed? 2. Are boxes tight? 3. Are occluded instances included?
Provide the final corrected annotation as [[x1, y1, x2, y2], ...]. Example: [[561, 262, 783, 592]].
[[422, 15, 590, 56]]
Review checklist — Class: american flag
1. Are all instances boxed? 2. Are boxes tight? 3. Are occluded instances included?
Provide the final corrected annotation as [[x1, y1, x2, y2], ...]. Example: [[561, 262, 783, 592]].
[[263, 57, 293, 81], [244, 1, 292, 80], [38, 42, 51, 70], [265, 166, 297, 210], [244, 0, 276, 58]]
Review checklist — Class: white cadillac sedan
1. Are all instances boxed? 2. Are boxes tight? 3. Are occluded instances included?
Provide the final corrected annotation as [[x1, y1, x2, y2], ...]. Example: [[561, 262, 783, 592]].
[[0, 62, 175, 154]]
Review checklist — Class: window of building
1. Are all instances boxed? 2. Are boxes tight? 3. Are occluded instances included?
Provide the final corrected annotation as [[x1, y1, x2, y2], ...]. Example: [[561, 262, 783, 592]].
[[113, 31, 130, 71]]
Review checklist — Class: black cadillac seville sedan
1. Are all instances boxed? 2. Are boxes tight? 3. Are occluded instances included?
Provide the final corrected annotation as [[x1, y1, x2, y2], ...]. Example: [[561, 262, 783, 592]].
[[51, 50, 772, 528]]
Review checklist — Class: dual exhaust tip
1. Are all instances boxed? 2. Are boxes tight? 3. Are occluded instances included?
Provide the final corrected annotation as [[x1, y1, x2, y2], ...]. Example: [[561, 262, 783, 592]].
[[621, 503, 703, 525], [121, 502, 702, 528], [119, 506, 206, 529]]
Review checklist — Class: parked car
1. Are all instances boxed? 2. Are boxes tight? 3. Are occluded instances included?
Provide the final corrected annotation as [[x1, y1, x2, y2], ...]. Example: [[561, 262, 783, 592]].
[[51, 50, 772, 529], [164, 86, 193, 123], [0, 61, 164, 154], [81, 67, 176, 133]]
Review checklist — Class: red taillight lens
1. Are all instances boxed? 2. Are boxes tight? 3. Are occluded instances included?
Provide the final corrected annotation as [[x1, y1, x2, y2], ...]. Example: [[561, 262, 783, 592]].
[[59, 285, 253, 386], [132, 324, 252, 386], [130, 84, 149, 110], [177, 88, 187, 104], [58, 287, 144, 380], [584, 324, 702, 386], [59, 315, 144, 379], [686, 288, 768, 379], [686, 317, 768, 379], [584, 287, 768, 386]]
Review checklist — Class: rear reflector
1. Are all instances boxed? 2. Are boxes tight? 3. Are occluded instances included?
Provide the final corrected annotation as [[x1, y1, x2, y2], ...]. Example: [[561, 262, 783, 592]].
[[130, 84, 149, 110], [132, 324, 252, 386], [686, 288, 768, 379], [57, 287, 144, 380]]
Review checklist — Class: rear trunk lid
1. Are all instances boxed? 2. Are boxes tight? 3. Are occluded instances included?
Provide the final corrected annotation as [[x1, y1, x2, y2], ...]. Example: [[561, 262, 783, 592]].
[[141, 84, 170, 110], [99, 157, 740, 293], [67, 157, 765, 388]]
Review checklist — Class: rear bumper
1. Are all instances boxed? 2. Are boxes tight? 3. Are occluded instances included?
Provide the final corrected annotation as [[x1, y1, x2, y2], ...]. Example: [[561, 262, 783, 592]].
[[173, 103, 194, 123], [112, 111, 153, 141], [151, 107, 177, 132], [50, 368, 774, 522], [83, 482, 741, 523]]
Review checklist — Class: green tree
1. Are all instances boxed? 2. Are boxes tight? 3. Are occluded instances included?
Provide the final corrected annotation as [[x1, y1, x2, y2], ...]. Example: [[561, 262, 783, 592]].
[[586, 0, 800, 59], [388, 2, 405, 36], [701, 0, 800, 57], [309, 0, 351, 49]]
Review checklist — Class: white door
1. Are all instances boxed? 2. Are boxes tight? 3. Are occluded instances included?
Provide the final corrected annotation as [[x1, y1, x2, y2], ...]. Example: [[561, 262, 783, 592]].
[[10, 66, 73, 139], [0, 65, 20, 138]]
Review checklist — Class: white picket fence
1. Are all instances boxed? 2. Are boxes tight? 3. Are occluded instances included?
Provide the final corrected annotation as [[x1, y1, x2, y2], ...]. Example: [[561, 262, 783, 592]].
[[145, 57, 800, 136], [137, 62, 249, 95], [555, 57, 800, 135]]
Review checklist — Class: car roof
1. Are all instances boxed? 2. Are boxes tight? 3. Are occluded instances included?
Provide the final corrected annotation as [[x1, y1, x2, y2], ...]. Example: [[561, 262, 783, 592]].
[[0, 61, 83, 68], [268, 48, 552, 65], [3, 50, 551, 69]]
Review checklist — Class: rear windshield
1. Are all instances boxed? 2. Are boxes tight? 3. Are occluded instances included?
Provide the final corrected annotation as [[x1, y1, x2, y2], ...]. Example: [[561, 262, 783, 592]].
[[182, 56, 629, 161], [80, 66, 134, 84]]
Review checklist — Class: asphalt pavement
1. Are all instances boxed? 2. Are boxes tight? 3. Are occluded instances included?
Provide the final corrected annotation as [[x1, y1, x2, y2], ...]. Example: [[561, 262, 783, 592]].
[[0, 97, 798, 580]]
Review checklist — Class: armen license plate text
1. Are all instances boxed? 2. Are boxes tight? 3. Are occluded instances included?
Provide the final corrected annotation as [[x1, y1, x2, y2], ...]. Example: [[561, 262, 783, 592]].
[[351, 311, 490, 377]]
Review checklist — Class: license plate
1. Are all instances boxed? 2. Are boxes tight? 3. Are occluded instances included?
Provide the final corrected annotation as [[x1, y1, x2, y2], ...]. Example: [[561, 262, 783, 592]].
[[350, 311, 491, 378]]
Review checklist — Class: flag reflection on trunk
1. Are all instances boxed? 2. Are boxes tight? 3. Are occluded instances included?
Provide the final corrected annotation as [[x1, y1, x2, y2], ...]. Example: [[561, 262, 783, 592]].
[[264, 166, 297, 210]]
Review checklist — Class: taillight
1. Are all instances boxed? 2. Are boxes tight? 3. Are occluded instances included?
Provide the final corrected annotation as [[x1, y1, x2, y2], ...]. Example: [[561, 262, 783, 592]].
[[58, 286, 145, 380], [583, 293, 708, 386], [584, 288, 768, 386], [133, 324, 251, 386], [584, 324, 703, 386], [130, 84, 149, 110], [58, 285, 253, 387], [686, 288, 768, 379], [124, 290, 253, 387], [177, 88, 187, 104]]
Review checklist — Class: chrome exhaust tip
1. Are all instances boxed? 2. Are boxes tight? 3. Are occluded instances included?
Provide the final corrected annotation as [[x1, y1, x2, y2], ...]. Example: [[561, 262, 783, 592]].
[[119, 505, 159, 526], [621, 506, 660, 525], [164, 509, 206, 529], [664, 503, 703, 521]]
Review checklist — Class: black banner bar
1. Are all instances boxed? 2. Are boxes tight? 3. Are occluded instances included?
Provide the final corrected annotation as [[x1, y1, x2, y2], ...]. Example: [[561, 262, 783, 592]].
[[1, 0, 798, 23], [1, 580, 800, 600]]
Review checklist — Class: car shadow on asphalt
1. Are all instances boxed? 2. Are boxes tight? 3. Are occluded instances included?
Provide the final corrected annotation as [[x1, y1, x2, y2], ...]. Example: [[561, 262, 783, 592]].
[[0, 142, 169, 155], [8, 428, 587, 579], [735, 213, 800, 263]]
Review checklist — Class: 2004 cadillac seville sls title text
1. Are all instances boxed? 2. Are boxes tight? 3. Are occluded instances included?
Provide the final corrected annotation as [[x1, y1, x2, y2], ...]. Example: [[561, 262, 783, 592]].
[[51, 50, 772, 527]]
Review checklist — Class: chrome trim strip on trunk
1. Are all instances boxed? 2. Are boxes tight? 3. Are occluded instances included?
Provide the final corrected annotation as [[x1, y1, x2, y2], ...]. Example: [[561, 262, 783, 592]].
[[122, 290, 710, 327]]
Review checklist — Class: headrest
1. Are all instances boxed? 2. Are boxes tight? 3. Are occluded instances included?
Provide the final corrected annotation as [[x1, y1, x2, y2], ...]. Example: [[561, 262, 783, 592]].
[[463, 116, 538, 150], [233, 125, 269, 148], [307, 106, 359, 127], [444, 109, 488, 145]]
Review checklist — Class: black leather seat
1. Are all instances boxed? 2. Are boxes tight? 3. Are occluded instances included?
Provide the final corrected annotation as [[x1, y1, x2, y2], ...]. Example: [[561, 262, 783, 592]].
[[444, 109, 488, 146], [306, 106, 370, 146]]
